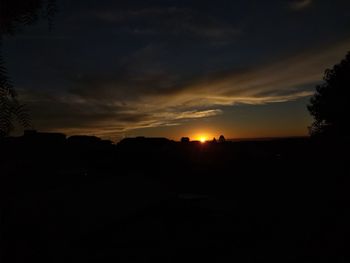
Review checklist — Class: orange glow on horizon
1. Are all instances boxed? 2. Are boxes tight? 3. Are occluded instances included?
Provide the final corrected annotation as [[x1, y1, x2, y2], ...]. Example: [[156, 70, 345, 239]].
[[193, 133, 211, 143]]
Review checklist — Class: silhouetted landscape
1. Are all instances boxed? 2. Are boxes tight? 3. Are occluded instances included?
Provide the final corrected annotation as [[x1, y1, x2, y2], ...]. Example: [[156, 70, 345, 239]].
[[1, 0, 350, 262], [1, 132, 349, 262]]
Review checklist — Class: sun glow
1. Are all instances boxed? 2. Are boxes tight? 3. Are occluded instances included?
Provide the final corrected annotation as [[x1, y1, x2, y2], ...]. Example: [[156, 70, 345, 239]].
[[199, 137, 207, 143], [193, 132, 212, 143]]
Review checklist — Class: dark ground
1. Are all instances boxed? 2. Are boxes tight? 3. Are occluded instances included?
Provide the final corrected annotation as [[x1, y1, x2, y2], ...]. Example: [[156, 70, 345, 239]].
[[1, 136, 349, 262]]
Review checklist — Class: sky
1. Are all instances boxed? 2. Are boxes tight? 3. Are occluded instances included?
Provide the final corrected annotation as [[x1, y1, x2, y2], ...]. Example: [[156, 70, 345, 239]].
[[3, 0, 350, 141]]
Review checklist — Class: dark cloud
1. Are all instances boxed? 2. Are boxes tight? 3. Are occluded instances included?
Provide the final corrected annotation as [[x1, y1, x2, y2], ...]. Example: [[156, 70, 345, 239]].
[[289, 0, 313, 10], [90, 5, 240, 43], [24, 91, 152, 133], [4, 0, 350, 139]]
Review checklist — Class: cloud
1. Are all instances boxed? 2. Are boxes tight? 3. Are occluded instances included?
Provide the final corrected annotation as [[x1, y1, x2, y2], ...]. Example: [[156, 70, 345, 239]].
[[93, 7, 240, 42], [289, 0, 313, 10], [94, 7, 189, 23], [23, 39, 350, 139], [172, 109, 223, 120]]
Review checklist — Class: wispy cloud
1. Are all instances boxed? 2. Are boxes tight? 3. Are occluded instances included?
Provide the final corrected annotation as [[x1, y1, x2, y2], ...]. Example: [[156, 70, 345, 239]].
[[92, 7, 240, 43], [289, 0, 313, 10], [94, 7, 189, 23], [23, 40, 349, 139]]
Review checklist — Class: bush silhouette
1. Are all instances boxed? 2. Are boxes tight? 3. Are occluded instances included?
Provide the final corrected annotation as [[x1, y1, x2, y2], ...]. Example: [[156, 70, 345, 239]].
[[308, 52, 350, 138]]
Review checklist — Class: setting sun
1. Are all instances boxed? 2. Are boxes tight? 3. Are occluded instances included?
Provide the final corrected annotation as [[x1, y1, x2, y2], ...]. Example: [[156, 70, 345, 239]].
[[199, 137, 207, 143], [193, 132, 212, 143]]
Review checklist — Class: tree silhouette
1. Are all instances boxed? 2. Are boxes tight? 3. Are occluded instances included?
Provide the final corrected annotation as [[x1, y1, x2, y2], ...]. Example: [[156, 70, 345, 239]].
[[0, 0, 56, 137], [218, 135, 226, 143], [0, 52, 30, 137], [308, 52, 350, 138]]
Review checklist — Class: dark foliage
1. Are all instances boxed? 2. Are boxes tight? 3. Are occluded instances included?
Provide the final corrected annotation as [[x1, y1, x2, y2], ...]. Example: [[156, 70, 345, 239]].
[[0, 0, 56, 35], [0, 135, 349, 262], [308, 52, 350, 138], [0, 50, 31, 136]]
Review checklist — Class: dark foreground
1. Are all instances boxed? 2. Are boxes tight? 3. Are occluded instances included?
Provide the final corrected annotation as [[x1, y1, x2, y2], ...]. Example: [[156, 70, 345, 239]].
[[1, 136, 349, 262]]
